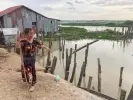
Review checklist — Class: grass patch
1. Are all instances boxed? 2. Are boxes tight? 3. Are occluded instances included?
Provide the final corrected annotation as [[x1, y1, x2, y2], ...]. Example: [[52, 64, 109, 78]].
[[59, 27, 126, 40], [43, 27, 132, 41]]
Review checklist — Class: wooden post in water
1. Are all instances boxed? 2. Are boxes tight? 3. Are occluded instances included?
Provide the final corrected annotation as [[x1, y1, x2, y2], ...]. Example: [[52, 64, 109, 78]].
[[65, 48, 69, 80], [69, 48, 72, 65], [58, 36, 62, 63], [63, 37, 65, 46], [61, 36, 63, 49], [59, 36, 62, 51], [122, 27, 124, 35], [50, 56, 57, 74], [62, 45, 65, 67], [62, 38, 65, 68], [117, 67, 124, 100], [70, 44, 77, 84], [70, 62, 76, 83], [45, 32, 52, 73], [83, 43, 89, 77], [87, 76, 93, 91], [114, 27, 116, 32], [120, 89, 126, 100], [127, 84, 133, 100], [97, 58, 101, 93], [77, 62, 85, 87], [65, 48, 72, 81], [41, 33, 45, 67]]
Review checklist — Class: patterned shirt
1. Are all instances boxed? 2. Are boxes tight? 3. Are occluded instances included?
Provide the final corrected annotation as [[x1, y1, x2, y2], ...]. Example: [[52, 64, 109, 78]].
[[20, 39, 41, 66]]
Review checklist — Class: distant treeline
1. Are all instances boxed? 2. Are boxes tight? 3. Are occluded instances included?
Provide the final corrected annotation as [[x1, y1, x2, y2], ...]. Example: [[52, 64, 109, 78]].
[[61, 20, 133, 27]]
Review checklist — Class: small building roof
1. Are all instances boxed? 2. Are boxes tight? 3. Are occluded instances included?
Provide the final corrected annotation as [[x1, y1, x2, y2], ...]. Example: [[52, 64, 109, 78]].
[[0, 5, 60, 21], [0, 5, 22, 17], [48, 17, 61, 21]]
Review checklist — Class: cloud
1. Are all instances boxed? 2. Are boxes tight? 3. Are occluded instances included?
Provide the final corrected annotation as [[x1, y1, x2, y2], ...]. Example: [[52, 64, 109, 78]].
[[0, 1, 18, 11], [0, 0, 133, 20], [123, 7, 133, 11], [68, 7, 75, 10], [43, 6, 53, 10], [75, 0, 84, 4], [91, 0, 133, 6], [91, 0, 106, 5], [66, 2, 73, 6]]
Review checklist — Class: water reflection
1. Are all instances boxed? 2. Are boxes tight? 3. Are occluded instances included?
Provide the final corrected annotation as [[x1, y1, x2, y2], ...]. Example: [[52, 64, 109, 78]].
[[107, 39, 133, 53]]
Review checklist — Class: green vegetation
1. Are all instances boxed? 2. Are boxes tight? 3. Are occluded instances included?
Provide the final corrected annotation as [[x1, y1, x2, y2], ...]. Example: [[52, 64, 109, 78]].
[[61, 20, 133, 27], [43, 26, 132, 41], [58, 27, 126, 40], [43, 34, 59, 41]]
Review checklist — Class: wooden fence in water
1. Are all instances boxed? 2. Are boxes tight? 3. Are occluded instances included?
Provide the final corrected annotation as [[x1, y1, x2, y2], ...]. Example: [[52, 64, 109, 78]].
[[48, 35, 133, 100]]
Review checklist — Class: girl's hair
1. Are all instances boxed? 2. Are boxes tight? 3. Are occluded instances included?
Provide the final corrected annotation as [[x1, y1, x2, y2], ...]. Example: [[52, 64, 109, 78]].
[[24, 28, 31, 35], [20, 32, 24, 38]]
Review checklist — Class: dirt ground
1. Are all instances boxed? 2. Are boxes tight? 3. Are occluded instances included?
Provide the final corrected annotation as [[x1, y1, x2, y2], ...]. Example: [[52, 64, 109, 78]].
[[0, 48, 104, 100]]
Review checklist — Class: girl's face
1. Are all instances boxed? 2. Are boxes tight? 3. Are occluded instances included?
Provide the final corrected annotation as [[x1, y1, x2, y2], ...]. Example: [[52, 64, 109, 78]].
[[27, 30, 34, 40]]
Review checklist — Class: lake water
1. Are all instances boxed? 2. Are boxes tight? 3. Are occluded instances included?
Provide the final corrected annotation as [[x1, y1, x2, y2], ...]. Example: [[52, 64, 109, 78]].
[[39, 39, 133, 99], [38, 25, 132, 99], [60, 25, 128, 33]]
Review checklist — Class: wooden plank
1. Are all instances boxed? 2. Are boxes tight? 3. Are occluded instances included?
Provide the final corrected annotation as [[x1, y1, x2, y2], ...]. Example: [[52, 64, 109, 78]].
[[98, 58, 101, 93], [50, 56, 57, 74], [127, 85, 133, 100], [77, 62, 85, 87], [87, 76, 93, 91], [72, 40, 99, 54]]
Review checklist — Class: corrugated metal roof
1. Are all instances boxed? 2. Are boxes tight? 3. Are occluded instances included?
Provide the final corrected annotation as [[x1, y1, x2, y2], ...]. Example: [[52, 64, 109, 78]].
[[0, 5, 22, 17], [0, 5, 60, 21]]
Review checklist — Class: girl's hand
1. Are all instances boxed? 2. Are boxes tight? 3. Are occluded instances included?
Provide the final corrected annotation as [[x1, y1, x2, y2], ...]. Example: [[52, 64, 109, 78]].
[[41, 45, 50, 51]]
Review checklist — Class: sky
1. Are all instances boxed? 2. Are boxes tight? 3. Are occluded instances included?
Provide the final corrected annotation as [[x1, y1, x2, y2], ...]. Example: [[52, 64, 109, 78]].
[[0, 0, 133, 20]]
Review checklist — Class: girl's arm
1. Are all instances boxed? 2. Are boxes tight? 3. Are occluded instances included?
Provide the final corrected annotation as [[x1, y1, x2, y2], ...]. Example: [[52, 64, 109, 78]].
[[33, 39, 50, 51], [41, 45, 50, 51]]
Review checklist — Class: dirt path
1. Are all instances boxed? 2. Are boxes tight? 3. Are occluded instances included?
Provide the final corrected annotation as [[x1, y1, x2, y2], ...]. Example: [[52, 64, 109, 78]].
[[0, 49, 104, 100]]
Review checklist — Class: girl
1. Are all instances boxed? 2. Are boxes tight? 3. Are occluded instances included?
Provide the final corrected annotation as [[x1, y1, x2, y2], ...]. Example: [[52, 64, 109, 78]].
[[20, 28, 49, 92]]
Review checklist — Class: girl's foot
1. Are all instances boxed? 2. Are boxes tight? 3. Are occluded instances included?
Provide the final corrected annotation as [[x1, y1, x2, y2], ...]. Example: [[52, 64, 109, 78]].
[[29, 86, 35, 92], [22, 78, 26, 82]]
